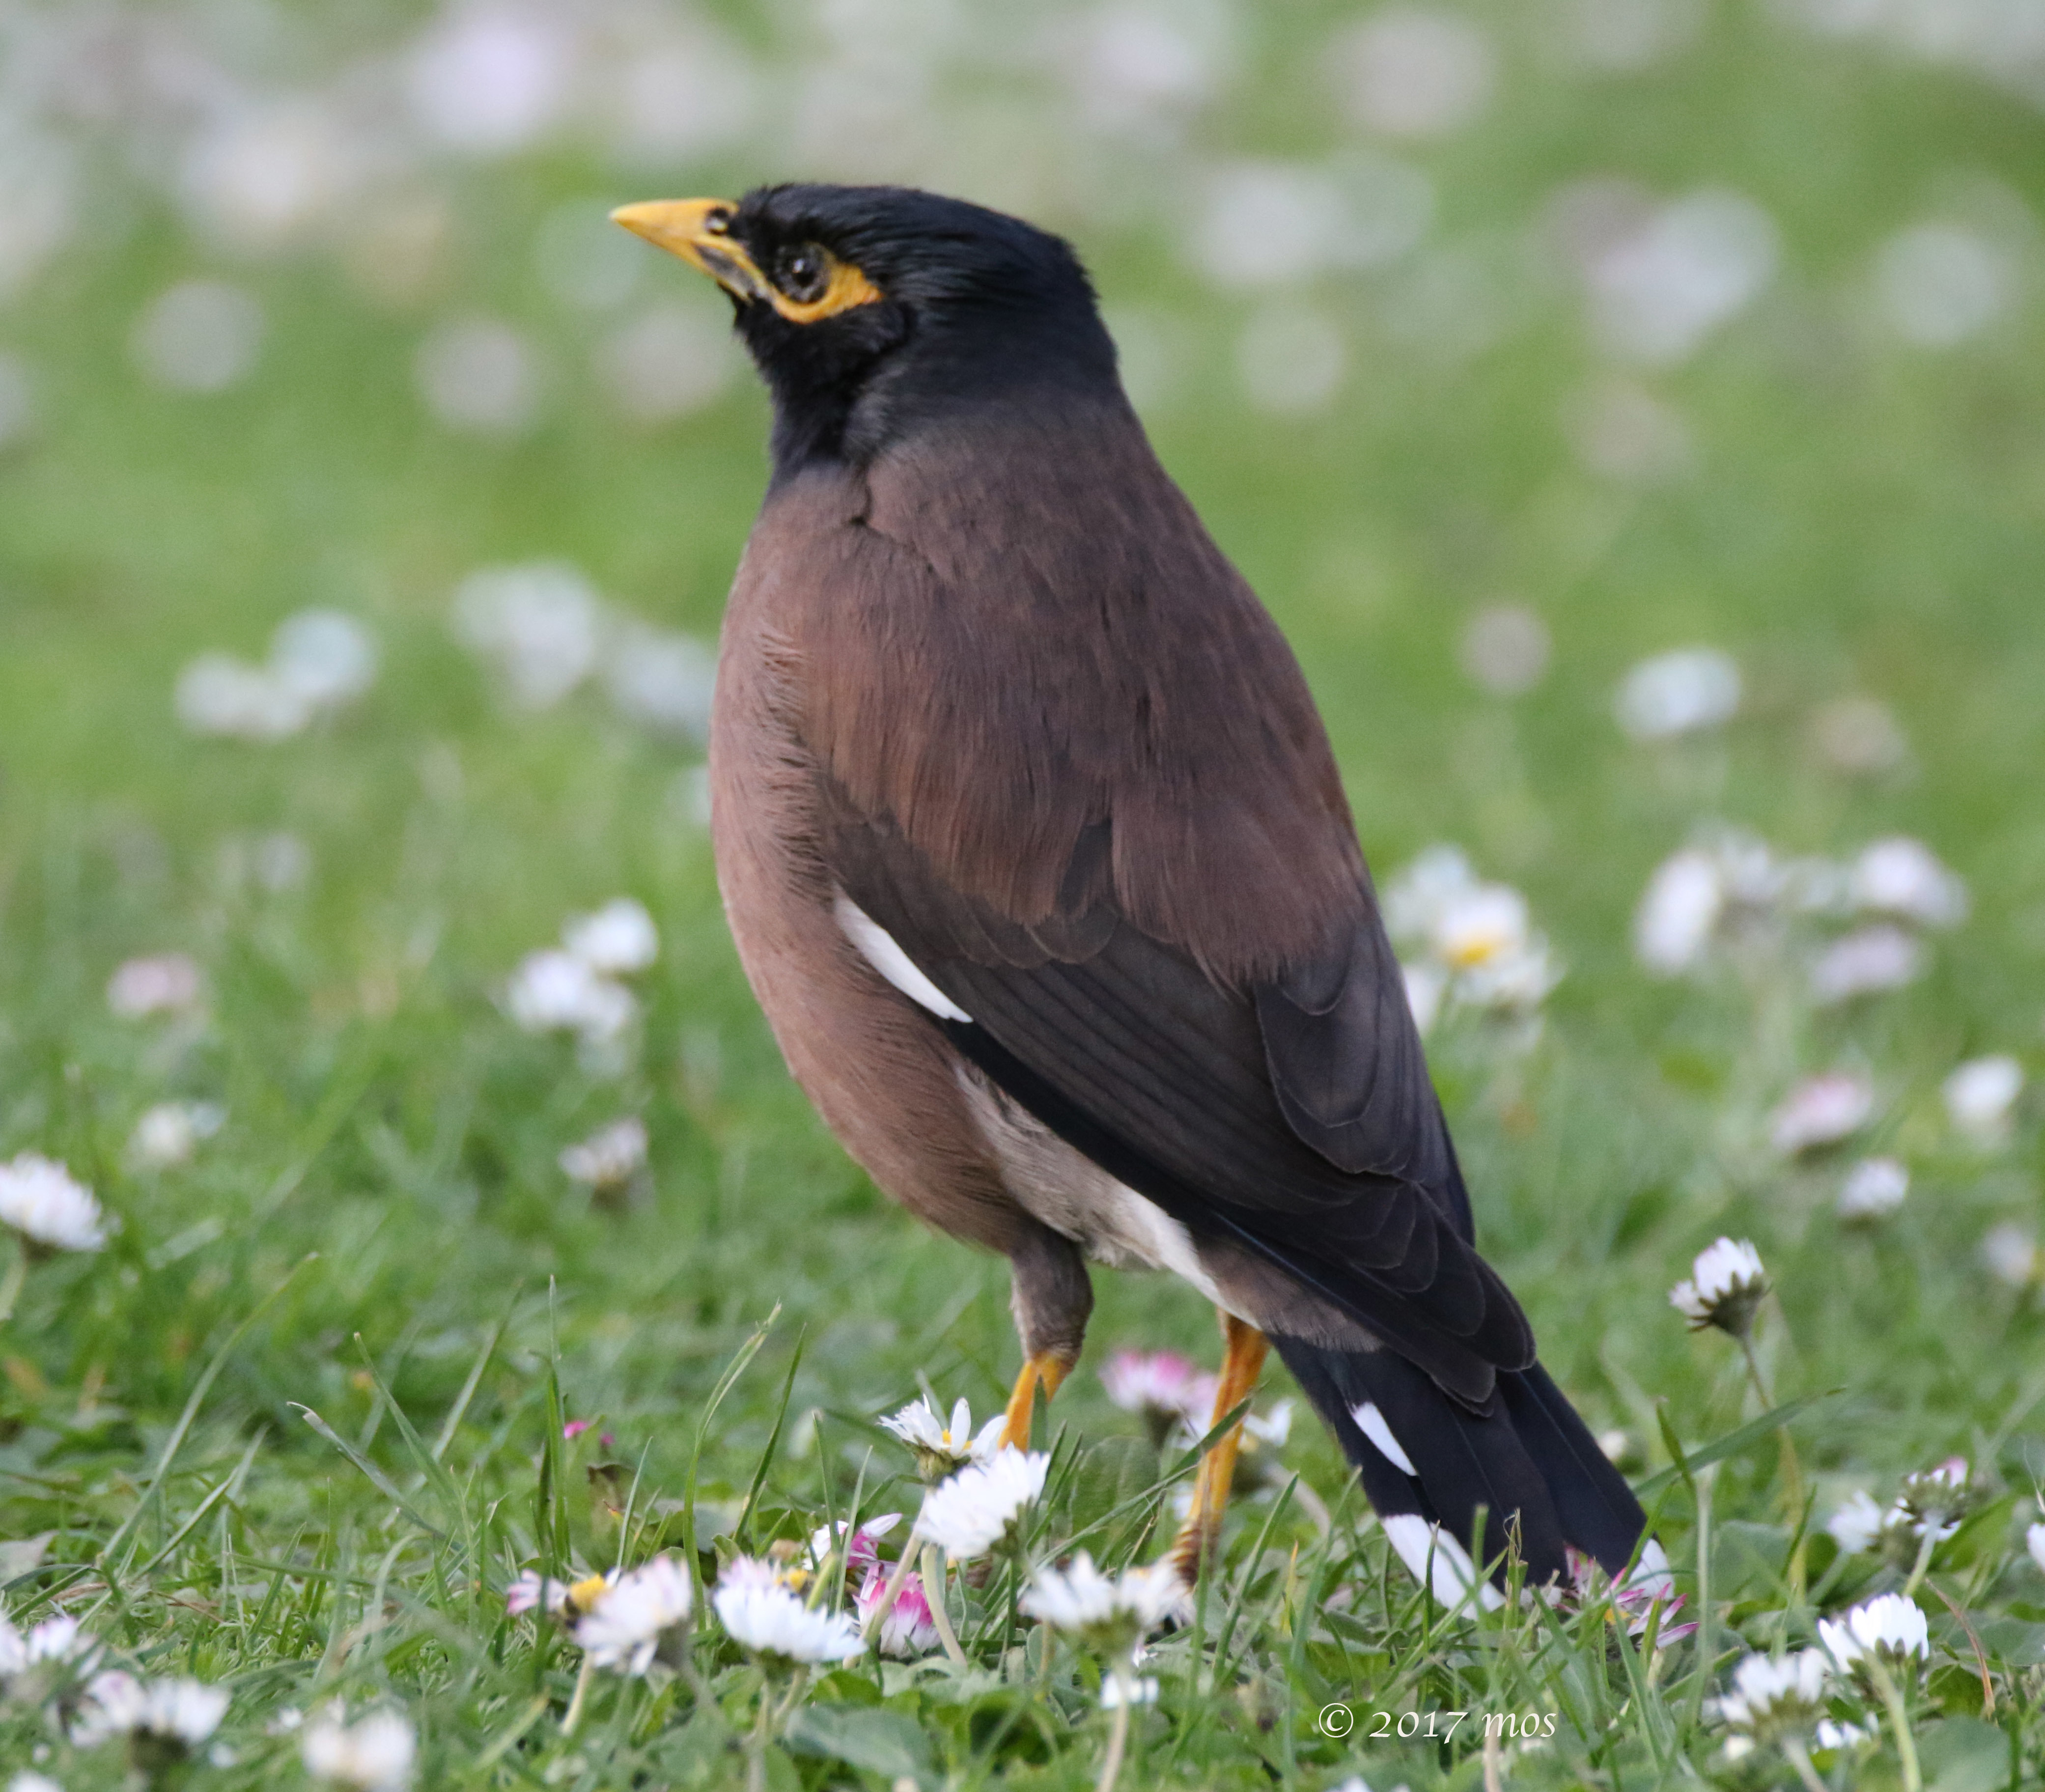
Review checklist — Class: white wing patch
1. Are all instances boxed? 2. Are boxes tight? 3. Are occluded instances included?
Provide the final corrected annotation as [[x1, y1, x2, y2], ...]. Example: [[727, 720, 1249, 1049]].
[[1350, 1401, 1417, 1476], [1381, 1513, 1505, 1611], [834, 893, 972, 1023]]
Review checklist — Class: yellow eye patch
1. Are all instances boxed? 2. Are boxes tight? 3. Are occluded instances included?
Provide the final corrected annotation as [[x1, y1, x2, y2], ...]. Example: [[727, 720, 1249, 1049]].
[[612, 198, 882, 326]]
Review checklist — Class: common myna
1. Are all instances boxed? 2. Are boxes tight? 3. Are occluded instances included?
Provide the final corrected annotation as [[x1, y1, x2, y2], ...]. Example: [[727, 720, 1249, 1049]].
[[613, 184, 1650, 1594]]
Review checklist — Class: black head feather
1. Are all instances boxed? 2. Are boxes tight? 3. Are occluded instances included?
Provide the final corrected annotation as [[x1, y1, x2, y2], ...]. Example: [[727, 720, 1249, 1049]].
[[718, 184, 1126, 480]]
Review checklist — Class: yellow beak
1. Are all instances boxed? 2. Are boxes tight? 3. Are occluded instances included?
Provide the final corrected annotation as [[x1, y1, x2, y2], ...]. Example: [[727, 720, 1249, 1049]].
[[610, 197, 767, 301]]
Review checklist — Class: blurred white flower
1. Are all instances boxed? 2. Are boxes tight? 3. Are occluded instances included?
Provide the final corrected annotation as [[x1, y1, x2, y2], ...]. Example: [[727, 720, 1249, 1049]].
[[1564, 378, 1695, 484], [1022, 1551, 1184, 1643], [1769, 1071, 1875, 1153], [575, 1555, 692, 1675], [1188, 156, 1430, 292], [1558, 0, 1706, 71], [1585, 190, 1778, 365], [1459, 604, 1551, 696], [1815, 1717, 1876, 1751], [1837, 1156, 1908, 1221], [220, 831, 313, 896], [72, 1671, 227, 1749], [9, 1774, 62, 1792], [1811, 696, 1909, 777], [271, 611, 377, 711], [1826, 1489, 1889, 1554], [1100, 1349, 1209, 1437], [1615, 647, 1741, 740], [563, 899, 659, 975], [0, 1153, 107, 1253], [0, 130, 76, 302], [1331, 8, 1498, 138], [1069, 3, 1230, 129], [128, 1100, 225, 1171], [416, 317, 540, 435], [1984, 1222, 2041, 1288], [2027, 1520, 2045, 1576], [881, 1395, 1005, 1482], [1945, 1055, 2023, 1144], [1383, 847, 1560, 1020], [916, 1447, 1049, 1558], [0, 352, 35, 450], [602, 626, 717, 740], [601, 20, 760, 162], [406, 5, 576, 155], [505, 950, 636, 1045], [1669, 1236, 1767, 1338], [302, 1705, 416, 1790], [0, 1608, 90, 1675], [1633, 848, 1723, 975], [452, 562, 604, 708], [1876, 223, 2012, 347], [175, 654, 311, 741], [712, 1560, 862, 1663], [559, 1117, 647, 1191], [1849, 838, 1967, 927], [1382, 844, 1478, 941], [1818, 1592, 1929, 1671], [107, 952, 202, 1019], [178, 102, 369, 254], [594, 305, 735, 422], [1810, 924, 1925, 1004], [1710, 1649, 1828, 1738], [132, 281, 264, 393], [1237, 302, 1346, 414]]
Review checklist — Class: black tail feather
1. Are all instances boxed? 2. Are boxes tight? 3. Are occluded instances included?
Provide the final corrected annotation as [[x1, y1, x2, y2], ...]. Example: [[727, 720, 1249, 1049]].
[[1274, 1337, 1646, 1591]]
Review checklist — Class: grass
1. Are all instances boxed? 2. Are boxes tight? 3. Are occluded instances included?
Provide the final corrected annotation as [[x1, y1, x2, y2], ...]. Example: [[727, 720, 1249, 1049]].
[[6, 0, 2045, 1786]]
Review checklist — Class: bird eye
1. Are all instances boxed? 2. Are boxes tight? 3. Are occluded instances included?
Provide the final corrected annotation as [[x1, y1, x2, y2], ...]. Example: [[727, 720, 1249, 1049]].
[[703, 206, 733, 236], [778, 245, 830, 304]]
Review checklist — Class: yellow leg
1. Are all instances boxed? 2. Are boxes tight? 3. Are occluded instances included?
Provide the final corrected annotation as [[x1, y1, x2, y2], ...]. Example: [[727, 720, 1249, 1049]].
[[999, 1350, 1073, 1450], [1171, 1313, 1269, 1580]]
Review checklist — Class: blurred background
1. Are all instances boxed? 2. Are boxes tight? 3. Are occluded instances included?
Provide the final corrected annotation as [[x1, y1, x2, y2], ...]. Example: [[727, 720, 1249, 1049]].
[[5, 0, 2045, 1626]]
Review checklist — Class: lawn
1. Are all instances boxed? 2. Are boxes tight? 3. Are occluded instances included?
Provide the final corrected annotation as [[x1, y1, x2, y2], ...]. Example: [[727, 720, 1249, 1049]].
[[4, 0, 2045, 1787]]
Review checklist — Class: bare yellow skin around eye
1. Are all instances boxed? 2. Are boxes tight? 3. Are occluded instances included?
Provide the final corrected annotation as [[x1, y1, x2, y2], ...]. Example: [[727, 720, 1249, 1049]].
[[608, 198, 882, 326]]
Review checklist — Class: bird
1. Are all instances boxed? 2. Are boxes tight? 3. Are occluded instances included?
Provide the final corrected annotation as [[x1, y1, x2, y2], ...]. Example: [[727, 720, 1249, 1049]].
[[611, 183, 1652, 1596]]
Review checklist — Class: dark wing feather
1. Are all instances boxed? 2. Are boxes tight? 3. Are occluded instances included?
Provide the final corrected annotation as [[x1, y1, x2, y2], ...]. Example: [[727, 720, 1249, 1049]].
[[824, 784, 1534, 1403]]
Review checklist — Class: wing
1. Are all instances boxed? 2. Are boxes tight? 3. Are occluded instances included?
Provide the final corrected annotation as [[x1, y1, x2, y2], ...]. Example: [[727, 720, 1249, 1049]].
[[752, 426, 1534, 1405], [822, 783, 1535, 1406]]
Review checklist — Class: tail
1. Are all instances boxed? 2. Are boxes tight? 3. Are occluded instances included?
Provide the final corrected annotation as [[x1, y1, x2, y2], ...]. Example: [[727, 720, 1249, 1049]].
[[1274, 1338, 1647, 1599]]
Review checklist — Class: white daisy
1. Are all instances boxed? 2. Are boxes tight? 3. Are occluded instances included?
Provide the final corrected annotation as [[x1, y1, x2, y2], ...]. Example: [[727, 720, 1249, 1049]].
[[128, 1101, 226, 1172], [916, 1447, 1049, 1559], [505, 950, 636, 1045], [1614, 647, 1741, 741], [563, 898, 659, 975], [10, 1773, 64, 1792], [2026, 1519, 2045, 1577], [1633, 847, 1724, 975], [1983, 1222, 2040, 1288], [0, 1609, 90, 1675], [574, 1555, 693, 1675], [1849, 837, 1967, 928], [302, 1704, 416, 1790], [1837, 1157, 1908, 1221], [558, 1117, 647, 1190], [1769, 1071, 1876, 1154], [1944, 1056, 2023, 1146], [881, 1395, 1005, 1481], [72, 1671, 228, 1749], [1818, 1592, 1930, 1672], [1021, 1552, 1184, 1648], [1669, 1237, 1767, 1339], [1815, 1717, 1876, 1751], [506, 1567, 614, 1619], [106, 952, 204, 1019], [0, 1154, 107, 1253], [1825, 1490, 1890, 1555], [711, 1559, 863, 1664], [1710, 1649, 1828, 1739]]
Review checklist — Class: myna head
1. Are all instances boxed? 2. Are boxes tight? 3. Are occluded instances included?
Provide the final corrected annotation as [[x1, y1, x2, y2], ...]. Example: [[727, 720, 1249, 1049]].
[[611, 184, 1123, 475]]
